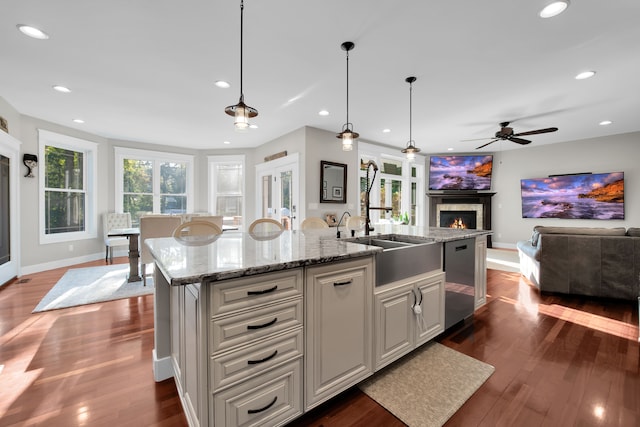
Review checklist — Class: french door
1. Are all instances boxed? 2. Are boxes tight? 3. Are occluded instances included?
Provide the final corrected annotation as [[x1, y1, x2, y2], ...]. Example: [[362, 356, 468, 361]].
[[0, 131, 20, 286], [255, 153, 299, 230]]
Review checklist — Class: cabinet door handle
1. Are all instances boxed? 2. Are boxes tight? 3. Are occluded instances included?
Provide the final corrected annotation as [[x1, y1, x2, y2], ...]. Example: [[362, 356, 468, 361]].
[[247, 396, 278, 414], [247, 349, 278, 365], [333, 279, 353, 287], [455, 244, 467, 251], [247, 285, 278, 296], [247, 317, 277, 330]]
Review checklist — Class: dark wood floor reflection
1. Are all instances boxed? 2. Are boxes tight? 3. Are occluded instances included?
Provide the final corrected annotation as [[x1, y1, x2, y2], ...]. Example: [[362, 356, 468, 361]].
[[1, 261, 638, 426]]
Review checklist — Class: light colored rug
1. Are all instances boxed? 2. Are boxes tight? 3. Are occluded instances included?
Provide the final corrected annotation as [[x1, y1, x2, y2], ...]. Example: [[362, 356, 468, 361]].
[[33, 264, 153, 312], [487, 248, 520, 273], [359, 342, 494, 427]]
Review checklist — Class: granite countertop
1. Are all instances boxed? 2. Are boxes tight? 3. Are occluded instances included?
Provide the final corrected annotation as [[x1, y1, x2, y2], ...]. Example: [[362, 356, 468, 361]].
[[146, 226, 491, 286]]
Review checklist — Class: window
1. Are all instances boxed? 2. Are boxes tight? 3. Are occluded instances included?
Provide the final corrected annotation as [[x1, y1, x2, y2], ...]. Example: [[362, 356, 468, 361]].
[[39, 130, 97, 243], [208, 155, 245, 228], [115, 147, 194, 225], [358, 142, 425, 226]]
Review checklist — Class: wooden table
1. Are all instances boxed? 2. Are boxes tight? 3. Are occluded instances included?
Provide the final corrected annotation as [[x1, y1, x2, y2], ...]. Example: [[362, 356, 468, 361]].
[[108, 227, 142, 283]]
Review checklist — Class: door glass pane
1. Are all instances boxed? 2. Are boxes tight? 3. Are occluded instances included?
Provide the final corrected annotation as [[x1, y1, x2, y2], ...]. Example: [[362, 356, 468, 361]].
[[280, 170, 292, 229], [261, 175, 272, 217], [0, 155, 10, 265], [381, 158, 402, 176]]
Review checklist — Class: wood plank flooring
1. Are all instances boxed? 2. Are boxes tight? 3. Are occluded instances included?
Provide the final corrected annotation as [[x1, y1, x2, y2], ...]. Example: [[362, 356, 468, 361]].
[[1, 259, 638, 426]]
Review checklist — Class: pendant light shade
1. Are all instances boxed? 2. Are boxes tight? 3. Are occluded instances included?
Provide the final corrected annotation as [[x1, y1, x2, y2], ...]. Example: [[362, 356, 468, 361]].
[[225, 0, 258, 131], [401, 76, 421, 161], [336, 41, 358, 151]]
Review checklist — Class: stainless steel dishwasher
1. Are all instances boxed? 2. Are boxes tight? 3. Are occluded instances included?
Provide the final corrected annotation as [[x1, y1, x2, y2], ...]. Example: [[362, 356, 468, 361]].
[[444, 238, 475, 330]]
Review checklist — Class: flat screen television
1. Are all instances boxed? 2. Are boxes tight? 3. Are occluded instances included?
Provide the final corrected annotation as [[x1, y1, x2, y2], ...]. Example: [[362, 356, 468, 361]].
[[520, 172, 624, 219], [428, 155, 493, 191]]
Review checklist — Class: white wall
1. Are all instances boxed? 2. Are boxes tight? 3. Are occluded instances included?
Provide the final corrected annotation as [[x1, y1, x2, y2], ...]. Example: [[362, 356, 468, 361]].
[[489, 131, 639, 248]]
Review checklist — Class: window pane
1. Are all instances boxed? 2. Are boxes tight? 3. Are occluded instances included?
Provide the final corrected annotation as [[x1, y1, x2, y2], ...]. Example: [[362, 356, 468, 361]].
[[123, 159, 152, 193], [217, 164, 242, 193], [216, 196, 242, 216], [161, 195, 186, 214], [124, 194, 153, 225], [45, 191, 85, 234], [160, 162, 186, 194], [45, 146, 84, 190]]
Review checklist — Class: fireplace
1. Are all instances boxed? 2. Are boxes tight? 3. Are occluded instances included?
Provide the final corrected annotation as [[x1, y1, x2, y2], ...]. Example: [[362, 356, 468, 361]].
[[436, 204, 482, 229], [428, 192, 495, 247]]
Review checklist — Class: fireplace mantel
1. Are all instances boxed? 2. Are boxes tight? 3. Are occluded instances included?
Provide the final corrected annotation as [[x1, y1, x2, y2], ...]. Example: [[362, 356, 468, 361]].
[[427, 192, 495, 247]]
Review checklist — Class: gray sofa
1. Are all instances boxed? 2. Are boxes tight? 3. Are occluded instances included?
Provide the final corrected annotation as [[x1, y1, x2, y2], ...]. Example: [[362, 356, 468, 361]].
[[517, 226, 640, 301]]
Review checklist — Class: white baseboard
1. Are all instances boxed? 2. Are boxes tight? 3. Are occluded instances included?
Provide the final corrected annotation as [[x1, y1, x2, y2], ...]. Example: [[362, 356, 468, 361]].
[[153, 349, 174, 382], [20, 248, 130, 276]]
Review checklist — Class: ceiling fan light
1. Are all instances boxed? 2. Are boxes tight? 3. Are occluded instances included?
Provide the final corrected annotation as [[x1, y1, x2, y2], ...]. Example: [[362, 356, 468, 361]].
[[539, 1, 569, 18]]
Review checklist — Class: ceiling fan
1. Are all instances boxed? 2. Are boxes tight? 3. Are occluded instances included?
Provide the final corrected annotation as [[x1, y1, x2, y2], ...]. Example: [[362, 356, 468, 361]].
[[464, 122, 558, 149]]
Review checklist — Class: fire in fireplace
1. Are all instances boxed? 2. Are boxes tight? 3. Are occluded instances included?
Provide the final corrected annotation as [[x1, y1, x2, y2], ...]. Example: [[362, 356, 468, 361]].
[[439, 210, 477, 229]]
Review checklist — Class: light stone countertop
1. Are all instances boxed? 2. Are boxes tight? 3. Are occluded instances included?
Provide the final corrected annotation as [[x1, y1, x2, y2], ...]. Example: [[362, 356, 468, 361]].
[[145, 226, 492, 286]]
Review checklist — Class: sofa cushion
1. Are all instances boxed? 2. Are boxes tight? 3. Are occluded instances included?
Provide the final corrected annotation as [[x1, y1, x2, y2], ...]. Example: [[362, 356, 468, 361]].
[[627, 228, 640, 237], [517, 239, 540, 261], [534, 226, 626, 236]]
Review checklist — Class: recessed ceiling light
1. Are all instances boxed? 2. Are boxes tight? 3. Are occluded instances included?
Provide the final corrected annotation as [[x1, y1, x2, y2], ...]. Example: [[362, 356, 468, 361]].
[[223, 141, 231, 145], [249, 124, 258, 129], [447, 148, 454, 151], [382, 128, 391, 133], [215, 80, 230, 89], [72, 119, 85, 124], [539, 1, 570, 18], [575, 71, 596, 80], [599, 120, 612, 126], [318, 110, 329, 116], [17, 24, 49, 39], [53, 85, 71, 93]]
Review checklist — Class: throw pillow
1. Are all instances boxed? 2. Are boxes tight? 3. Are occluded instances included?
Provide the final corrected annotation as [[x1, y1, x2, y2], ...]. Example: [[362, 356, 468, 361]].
[[530, 230, 540, 246]]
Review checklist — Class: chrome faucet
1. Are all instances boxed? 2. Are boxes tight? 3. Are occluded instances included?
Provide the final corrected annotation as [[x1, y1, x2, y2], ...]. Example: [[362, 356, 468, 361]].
[[336, 211, 351, 238], [361, 159, 392, 236]]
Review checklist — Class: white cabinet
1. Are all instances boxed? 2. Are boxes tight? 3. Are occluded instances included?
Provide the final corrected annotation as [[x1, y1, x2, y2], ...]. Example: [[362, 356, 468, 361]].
[[475, 235, 488, 309], [304, 257, 374, 410], [208, 269, 304, 427], [373, 271, 445, 370]]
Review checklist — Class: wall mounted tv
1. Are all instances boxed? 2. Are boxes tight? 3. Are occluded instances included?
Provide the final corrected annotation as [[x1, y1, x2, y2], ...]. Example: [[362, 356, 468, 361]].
[[428, 155, 493, 191], [520, 172, 624, 219]]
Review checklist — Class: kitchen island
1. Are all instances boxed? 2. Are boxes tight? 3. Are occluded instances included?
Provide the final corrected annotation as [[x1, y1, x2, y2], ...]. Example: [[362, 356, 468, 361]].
[[146, 226, 490, 427]]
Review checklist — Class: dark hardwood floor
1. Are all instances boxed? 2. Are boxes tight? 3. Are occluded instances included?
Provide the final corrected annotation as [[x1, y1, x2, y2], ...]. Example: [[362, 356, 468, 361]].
[[1, 259, 638, 426]]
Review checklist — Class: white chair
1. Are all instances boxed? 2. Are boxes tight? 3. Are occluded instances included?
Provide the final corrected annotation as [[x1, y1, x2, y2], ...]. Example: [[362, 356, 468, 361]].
[[103, 212, 132, 262], [248, 218, 284, 233], [346, 215, 366, 232], [140, 215, 182, 285], [301, 217, 329, 230]]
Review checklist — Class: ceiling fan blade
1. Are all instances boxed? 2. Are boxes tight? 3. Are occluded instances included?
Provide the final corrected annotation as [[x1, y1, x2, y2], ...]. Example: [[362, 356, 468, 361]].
[[513, 127, 558, 137], [461, 137, 496, 142], [510, 137, 531, 145], [476, 139, 498, 149]]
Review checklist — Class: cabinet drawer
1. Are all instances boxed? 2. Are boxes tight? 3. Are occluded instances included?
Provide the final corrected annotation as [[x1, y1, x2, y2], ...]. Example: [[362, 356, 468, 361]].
[[211, 298, 303, 354], [212, 359, 302, 427], [211, 328, 303, 392], [210, 269, 303, 317]]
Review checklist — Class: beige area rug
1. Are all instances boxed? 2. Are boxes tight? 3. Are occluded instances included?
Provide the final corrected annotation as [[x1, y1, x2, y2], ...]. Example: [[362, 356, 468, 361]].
[[487, 248, 520, 273], [359, 342, 494, 427], [33, 264, 153, 312]]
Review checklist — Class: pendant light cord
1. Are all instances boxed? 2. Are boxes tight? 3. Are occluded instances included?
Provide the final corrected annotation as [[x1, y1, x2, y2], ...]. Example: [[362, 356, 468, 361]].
[[409, 80, 412, 143], [345, 48, 350, 127], [239, 0, 244, 99]]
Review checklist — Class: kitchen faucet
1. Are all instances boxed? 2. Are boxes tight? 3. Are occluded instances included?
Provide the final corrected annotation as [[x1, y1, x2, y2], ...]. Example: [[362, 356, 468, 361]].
[[361, 159, 392, 236], [335, 211, 351, 238]]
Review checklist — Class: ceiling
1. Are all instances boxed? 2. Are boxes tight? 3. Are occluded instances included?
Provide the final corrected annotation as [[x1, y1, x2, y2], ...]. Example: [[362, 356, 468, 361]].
[[2, 0, 639, 154]]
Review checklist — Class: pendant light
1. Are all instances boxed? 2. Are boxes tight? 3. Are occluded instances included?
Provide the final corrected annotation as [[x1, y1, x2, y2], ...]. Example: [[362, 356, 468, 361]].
[[225, 0, 258, 131], [401, 76, 421, 161], [336, 41, 358, 151]]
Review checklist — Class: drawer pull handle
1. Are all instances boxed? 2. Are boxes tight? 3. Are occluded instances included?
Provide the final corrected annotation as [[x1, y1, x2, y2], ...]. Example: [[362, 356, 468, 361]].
[[247, 350, 278, 365], [247, 396, 278, 414], [455, 244, 467, 251], [333, 279, 353, 287], [247, 285, 278, 296], [247, 317, 277, 330]]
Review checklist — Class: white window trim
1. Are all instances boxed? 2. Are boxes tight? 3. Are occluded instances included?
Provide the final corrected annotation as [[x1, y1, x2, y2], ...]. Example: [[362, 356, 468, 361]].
[[38, 129, 98, 244], [358, 142, 426, 227], [208, 154, 245, 222], [114, 147, 194, 214]]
